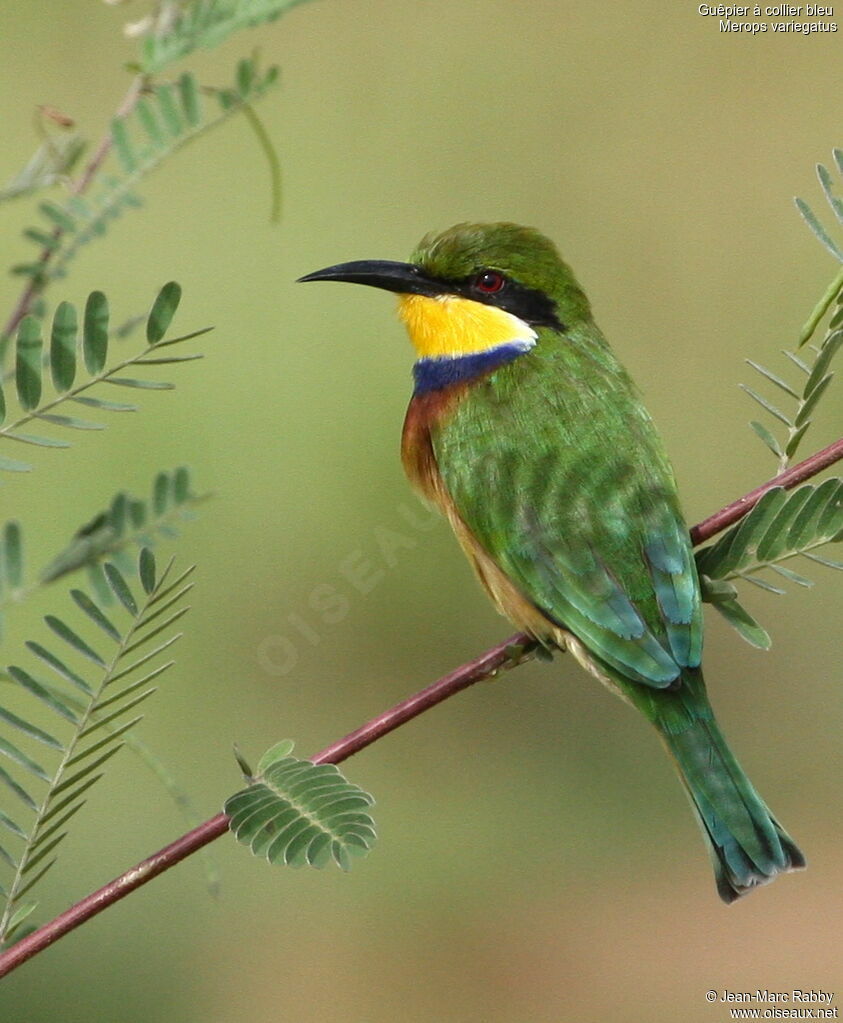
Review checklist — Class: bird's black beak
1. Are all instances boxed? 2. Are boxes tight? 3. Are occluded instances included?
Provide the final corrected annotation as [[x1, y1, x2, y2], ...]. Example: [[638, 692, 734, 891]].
[[297, 259, 443, 297]]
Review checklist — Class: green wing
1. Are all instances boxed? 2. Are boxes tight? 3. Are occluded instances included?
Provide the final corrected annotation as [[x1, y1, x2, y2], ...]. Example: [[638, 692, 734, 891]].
[[432, 328, 703, 689]]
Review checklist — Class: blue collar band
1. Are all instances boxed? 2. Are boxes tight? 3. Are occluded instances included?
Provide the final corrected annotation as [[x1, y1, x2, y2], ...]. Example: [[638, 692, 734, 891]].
[[412, 342, 531, 395]]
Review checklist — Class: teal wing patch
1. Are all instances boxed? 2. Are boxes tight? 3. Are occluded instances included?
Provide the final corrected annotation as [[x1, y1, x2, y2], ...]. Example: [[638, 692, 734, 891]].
[[643, 510, 702, 669], [499, 498, 688, 687]]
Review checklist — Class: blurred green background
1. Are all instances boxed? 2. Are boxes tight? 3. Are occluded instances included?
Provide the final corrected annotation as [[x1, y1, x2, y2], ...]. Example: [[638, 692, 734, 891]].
[[1, 2, 842, 1020]]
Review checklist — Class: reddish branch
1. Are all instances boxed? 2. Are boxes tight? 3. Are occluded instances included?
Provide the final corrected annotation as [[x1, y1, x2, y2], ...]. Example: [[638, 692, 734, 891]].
[[0, 435, 841, 979], [690, 436, 843, 544]]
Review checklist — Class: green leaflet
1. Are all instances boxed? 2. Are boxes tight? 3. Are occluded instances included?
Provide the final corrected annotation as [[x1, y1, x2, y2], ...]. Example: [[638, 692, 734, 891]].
[[787, 478, 841, 549], [103, 564, 137, 615], [15, 317, 43, 412], [1, 901, 38, 946], [135, 96, 163, 148], [178, 73, 201, 128], [39, 466, 204, 584], [2, 521, 23, 590], [696, 480, 842, 648], [709, 599, 772, 651], [16, 59, 280, 285], [0, 455, 30, 473], [700, 573, 773, 649], [795, 197, 843, 263], [695, 488, 788, 579], [138, 0, 312, 72], [0, 706, 61, 751], [146, 282, 181, 343], [742, 329, 842, 471], [802, 341, 838, 411], [25, 642, 91, 695], [225, 743, 377, 872], [256, 740, 295, 774], [139, 549, 156, 594], [696, 482, 843, 582], [0, 134, 85, 204], [0, 286, 207, 473], [38, 200, 75, 234], [0, 550, 190, 945], [754, 488, 816, 564], [36, 414, 102, 431], [71, 590, 120, 642], [695, 481, 842, 651], [749, 420, 783, 459], [746, 150, 843, 466], [110, 117, 136, 174], [82, 291, 109, 374]]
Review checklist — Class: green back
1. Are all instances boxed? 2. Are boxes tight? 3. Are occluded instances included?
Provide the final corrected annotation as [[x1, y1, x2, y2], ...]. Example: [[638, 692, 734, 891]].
[[431, 319, 703, 689]]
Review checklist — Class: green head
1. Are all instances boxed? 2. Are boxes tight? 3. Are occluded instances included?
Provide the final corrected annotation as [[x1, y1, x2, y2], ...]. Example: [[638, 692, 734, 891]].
[[410, 222, 592, 327], [300, 222, 593, 361]]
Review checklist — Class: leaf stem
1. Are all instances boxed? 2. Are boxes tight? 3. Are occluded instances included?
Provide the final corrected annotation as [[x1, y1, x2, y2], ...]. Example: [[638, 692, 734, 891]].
[[240, 103, 282, 224], [0, 327, 210, 446], [0, 559, 181, 943], [1, 436, 842, 977]]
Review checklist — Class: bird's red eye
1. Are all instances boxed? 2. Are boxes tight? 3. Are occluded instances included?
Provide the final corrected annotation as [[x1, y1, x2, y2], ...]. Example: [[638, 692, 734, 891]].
[[474, 270, 506, 294]]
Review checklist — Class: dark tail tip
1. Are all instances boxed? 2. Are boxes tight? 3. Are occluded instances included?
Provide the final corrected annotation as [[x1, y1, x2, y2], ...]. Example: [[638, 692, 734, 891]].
[[715, 822, 806, 904]]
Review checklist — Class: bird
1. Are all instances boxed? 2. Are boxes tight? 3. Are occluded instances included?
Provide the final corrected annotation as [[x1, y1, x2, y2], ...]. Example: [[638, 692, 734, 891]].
[[299, 221, 805, 902]]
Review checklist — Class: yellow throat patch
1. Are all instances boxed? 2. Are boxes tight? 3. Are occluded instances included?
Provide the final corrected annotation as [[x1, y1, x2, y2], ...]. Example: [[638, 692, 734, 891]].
[[397, 294, 537, 360]]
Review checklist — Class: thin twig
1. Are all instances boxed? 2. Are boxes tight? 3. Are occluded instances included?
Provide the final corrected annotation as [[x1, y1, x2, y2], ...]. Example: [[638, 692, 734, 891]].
[[311, 634, 537, 766], [690, 436, 843, 545], [0, 633, 535, 976], [1, 76, 145, 343], [1, 437, 841, 978]]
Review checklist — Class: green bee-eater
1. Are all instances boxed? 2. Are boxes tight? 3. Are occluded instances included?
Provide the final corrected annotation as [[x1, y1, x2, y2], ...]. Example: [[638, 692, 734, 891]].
[[300, 222, 805, 902]]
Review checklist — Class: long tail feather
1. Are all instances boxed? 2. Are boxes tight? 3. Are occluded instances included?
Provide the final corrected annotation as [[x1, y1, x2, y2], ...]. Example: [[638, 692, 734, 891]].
[[661, 716, 805, 902]]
